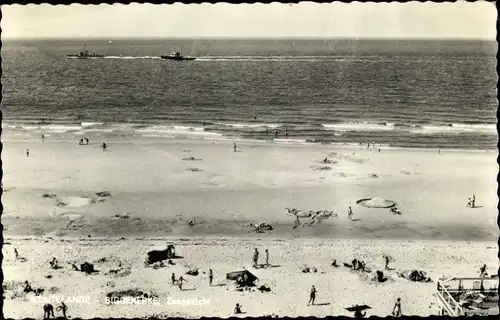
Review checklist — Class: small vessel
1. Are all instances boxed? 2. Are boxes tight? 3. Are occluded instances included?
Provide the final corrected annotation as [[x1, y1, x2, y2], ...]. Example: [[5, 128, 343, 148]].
[[161, 48, 196, 61], [66, 43, 104, 59]]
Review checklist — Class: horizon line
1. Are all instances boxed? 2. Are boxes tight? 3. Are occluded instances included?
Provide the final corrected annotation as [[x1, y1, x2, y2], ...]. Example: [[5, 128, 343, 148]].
[[1, 36, 496, 42]]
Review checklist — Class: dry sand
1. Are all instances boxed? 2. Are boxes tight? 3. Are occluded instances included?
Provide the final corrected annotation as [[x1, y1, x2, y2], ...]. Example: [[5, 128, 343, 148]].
[[1, 137, 498, 317]]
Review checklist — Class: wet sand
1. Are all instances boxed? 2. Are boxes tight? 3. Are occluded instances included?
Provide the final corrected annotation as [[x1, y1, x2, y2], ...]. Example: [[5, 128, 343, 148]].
[[1, 137, 497, 317]]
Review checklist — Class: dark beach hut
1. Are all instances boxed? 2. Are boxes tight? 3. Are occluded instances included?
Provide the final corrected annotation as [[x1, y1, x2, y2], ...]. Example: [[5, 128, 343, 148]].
[[226, 270, 258, 287], [147, 244, 176, 264]]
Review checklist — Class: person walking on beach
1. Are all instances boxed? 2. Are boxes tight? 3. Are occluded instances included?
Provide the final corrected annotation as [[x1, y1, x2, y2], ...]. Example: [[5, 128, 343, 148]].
[[57, 301, 68, 319], [233, 142, 237, 152], [472, 194, 476, 208], [171, 273, 176, 285], [275, 129, 278, 137], [348, 206, 354, 221], [308, 285, 317, 305], [26, 149, 30, 157], [41, 133, 45, 142], [209, 269, 213, 286], [479, 264, 488, 277], [384, 255, 393, 270], [253, 248, 259, 268], [178, 276, 187, 290], [102, 142, 107, 152], [392, 298, 402, 317], [285, 130, 288, 138], [265, 249, 270, 267]]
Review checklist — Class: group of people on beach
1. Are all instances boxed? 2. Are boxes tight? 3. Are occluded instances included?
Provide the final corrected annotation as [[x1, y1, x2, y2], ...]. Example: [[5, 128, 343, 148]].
[[170, 268, 215, 291], [78, 137, 90, 145], [252, 248, 270, 268], [42, 301, 68, 319], [466, 194, 477, 208], [305, 282, 402, 318], [170, 273, 187, 290]]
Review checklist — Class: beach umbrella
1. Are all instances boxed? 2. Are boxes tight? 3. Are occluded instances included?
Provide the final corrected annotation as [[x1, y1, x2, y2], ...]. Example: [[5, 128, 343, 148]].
[[345, 305, 371, 312]]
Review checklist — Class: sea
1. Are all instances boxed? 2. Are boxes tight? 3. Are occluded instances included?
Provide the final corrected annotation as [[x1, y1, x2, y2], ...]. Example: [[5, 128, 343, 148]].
[[1, 38, 498, 150]]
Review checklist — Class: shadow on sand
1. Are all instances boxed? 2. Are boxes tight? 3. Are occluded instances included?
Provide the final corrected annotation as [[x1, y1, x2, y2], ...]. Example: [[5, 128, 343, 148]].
[[311, 302, 331, 306]]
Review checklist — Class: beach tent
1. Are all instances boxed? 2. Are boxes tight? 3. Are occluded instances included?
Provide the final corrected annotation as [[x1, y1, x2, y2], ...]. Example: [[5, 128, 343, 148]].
[[345, 305, 371, 312], [345, 305, 371, 318], [226, 270, 258, 286], [147, 244, 177, 264]]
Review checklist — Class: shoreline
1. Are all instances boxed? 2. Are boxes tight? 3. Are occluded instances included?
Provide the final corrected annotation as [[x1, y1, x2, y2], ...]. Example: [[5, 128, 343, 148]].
[[1, 134, 498, 153], [2, 120, 497, 152]]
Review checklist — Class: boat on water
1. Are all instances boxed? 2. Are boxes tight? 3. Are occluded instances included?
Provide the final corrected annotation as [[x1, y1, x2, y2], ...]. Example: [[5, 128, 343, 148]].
[[160, 51, 196, 61], [66, 44, 105, 59]]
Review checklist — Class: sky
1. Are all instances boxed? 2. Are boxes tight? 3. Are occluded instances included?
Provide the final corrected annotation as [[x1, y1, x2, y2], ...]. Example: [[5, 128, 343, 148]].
[[1, 2, 496, 40]]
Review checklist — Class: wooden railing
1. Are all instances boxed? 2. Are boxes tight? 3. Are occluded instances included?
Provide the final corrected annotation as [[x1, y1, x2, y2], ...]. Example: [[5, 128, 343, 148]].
[[437, 280, 463, 316]]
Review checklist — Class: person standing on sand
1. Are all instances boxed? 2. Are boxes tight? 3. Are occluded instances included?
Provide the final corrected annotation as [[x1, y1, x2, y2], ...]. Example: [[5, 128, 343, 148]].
[[102, 142, 107, 152], [43, 303, 55, 319], [171, 273, 176, 285], [472, 194, 476, 208], [479, 264, 488, 277], [253, 248, 259, 267], [209, 269, 213, 286], [42, 134, 45, 142], [308, 285, 317, 305], [275, 129, 278, 137], [85, 137, 89, 145], [233, 143, 237, 152], [57, 301, 68, 319], [178, 276, 187, 290], [348, 206, 354, 220], [265, 249, 269, 267], [392, 298, 402, 317], [26, 149, 30, 157], [384, 255, 392, 270]]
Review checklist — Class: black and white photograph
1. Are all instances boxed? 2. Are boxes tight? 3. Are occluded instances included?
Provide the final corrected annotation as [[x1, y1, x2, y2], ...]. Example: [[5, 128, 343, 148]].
[[1, 2, 498, 318]]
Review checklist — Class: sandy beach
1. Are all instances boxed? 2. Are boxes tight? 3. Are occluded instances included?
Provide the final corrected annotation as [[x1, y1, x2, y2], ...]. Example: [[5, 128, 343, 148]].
[[2, 136, 498, 318]]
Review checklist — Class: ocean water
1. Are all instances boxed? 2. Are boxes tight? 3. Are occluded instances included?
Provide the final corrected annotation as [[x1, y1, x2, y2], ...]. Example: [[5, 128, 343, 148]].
[[1, 39, 498, 149]]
